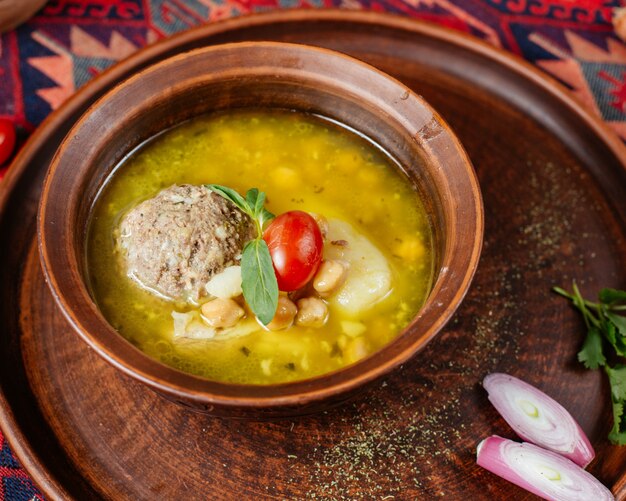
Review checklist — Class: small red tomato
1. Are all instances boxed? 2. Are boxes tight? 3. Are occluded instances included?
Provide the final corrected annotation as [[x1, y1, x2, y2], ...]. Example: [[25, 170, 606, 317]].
[[263, 210, 323, 291], [0, 119, 16, 166]]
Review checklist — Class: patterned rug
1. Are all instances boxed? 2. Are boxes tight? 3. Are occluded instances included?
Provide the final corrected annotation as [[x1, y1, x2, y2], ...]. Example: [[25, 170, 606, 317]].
[[0, 0, 625, 498]]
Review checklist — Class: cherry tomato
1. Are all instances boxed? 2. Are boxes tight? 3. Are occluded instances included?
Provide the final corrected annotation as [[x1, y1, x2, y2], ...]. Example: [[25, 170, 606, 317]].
[[0, 119, 16, 166], [263, 210, 323, 291]]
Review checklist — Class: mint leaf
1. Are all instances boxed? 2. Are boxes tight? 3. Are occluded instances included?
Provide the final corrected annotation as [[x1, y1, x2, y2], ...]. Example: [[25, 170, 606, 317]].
[[577, 327, 606, 369], [246, 188, 268, 215], [245, 188, 260, 212], [246, 188, 274, 227], [241, 239, 278, 325], [606, 365, 626, 401], [600, 288, 626, 304], [259, 208, 275, 228], [207, 184, 278, 323], [206, 184, 249, 214]]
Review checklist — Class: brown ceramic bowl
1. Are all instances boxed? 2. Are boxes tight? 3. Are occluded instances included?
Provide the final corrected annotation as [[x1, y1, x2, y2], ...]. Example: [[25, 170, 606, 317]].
[[38, 42, 483, 418]]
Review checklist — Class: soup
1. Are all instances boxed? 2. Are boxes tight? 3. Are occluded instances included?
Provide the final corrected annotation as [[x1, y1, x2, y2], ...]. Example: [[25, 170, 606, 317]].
[[87, 109, 434, 384]]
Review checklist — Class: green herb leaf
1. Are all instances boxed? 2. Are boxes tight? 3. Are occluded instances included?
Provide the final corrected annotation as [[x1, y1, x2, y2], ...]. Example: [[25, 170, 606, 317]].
[[604, 319, 617, 345], [246, 188, 275, 227], [206, 184, 249, 214], [241, 239, 278, 325], [245, 188, 259, 211], [609, 400, 626, 445], [208, 184, 275, 233], [601, 321, 626, 358], [207, 184, 278, 323], [245, 188, 262, 213], [577, 327, 606, 369], [606, 365, 626, 401], [254, 193, 266, 216], [552, 286, 571, 298], [259, 208, 275, 228], [600, 288, 626, 305], [607, 311, 626, 337], [556, 283, 626, 445]]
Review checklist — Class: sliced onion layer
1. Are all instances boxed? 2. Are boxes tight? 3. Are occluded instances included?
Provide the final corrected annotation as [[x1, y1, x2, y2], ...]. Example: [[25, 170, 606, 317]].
[[477, 436, 613, 501], [483, 373, 595, 467]]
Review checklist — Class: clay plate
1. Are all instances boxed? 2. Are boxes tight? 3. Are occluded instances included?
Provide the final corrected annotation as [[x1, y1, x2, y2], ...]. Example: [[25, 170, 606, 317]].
[[1, 10, 625, 500]]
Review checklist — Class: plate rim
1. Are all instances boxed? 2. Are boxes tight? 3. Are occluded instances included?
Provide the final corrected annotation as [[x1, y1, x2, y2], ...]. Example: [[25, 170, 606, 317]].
[[1, 9, 626, 499]]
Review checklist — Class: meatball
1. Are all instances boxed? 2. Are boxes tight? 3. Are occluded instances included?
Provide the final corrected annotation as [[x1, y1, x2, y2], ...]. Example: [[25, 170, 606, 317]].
[[117, 184, 255, 302]]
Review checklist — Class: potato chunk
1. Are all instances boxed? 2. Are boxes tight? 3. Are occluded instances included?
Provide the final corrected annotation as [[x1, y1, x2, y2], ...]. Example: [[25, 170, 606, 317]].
[[323, 219, 391, 315], [205, 265, 243, 299]]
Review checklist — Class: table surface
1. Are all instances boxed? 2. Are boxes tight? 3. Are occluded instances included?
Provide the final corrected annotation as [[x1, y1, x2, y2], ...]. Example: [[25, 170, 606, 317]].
[[1, 0, 626, 499]]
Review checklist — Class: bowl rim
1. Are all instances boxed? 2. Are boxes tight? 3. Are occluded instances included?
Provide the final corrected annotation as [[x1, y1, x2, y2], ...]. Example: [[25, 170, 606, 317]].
[[38, 40, 484, 409]]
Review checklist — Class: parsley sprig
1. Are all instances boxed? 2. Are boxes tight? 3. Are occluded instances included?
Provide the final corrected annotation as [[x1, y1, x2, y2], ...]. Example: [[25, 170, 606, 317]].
[[554, 283, 626, 445], [206, 185, 278, 325]]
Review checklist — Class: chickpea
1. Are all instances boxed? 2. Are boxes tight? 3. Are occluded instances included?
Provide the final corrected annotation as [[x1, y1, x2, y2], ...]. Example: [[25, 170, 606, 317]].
[[296, 297, 328, 328], [201, 298, 244, 328], [266, 296, 297, 331], [309, 212, 329, 238], [313, 260, 348, 295]]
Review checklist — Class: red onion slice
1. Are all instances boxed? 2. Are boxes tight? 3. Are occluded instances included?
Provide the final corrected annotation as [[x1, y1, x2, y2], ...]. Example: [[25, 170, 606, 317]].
[[483, 373, 594, 467], [477, 436, 614, 501]]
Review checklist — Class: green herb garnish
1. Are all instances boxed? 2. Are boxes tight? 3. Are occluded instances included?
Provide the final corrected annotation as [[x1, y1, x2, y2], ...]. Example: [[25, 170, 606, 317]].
[[554, 283, 626, 444], [206, 184, 278, 325]]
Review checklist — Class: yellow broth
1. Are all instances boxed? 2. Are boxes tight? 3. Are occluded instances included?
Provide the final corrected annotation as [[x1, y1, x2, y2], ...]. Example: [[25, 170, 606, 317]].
[[87, 109, 434, 384]]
